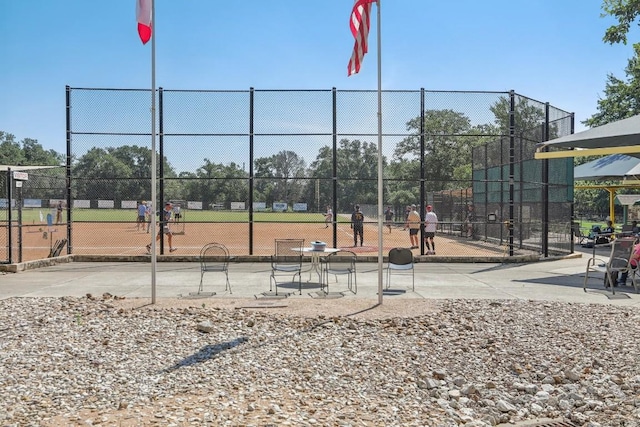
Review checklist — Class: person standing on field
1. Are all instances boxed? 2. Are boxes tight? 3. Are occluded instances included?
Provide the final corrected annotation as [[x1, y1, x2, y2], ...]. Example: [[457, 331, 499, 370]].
[[404, 205, 411, 225], [137, 201, 147, 231], [145, 201, 152, 233], [351, 204, 364, 246], [324, 205, 333, 228], [173, 204, 181, 223], [424, 204, 438, 255], [406, 204, 421, 249], [384, 206, 394, 233], [464, 204, 475, 238], [55, 200, 63, 224], [146, 202, 177, 254]]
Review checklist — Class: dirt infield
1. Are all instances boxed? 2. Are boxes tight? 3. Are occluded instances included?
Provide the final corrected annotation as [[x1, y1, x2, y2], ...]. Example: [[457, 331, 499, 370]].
[[11, 220, 517, 263]]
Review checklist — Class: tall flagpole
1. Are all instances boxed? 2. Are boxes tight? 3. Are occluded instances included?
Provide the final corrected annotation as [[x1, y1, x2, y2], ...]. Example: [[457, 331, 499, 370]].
[[150, 0, 157, 303], [376, 0, 383, 304]]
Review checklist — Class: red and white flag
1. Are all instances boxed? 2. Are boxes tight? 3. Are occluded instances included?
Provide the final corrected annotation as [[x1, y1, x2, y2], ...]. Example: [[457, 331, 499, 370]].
[[347, 0, 376, 76], [136, 0, 152, 44]]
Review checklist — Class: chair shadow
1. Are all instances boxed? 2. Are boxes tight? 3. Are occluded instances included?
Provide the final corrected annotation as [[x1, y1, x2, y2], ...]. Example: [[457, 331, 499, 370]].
[[163, 337, 248, 372], [276, 281, 324, 291], [471, 263, 524, 274], [513, 273, 595, 289], [379, 288, 408, 296], [512, 272, 638, 298]]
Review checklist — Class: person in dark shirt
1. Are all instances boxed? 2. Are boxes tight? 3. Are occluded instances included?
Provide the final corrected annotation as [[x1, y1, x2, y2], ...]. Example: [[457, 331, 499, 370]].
[[602, 220, 615, 235], [146, 202, 177, 254], [464, 204, 475, 238], [384, 206, 394, 233], [351, 205, 365, 247]]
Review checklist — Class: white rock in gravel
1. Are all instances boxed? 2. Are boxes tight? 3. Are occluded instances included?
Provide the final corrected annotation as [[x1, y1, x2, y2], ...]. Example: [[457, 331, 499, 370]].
[[196, 320, 215, 333], [530, 402, 543, 414], [496, 400, 516, 412], [564, 369, 581, 381], [535, 391, 550, 403]]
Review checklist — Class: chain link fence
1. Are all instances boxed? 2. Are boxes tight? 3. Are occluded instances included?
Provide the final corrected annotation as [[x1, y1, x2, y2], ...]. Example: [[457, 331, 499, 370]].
[[1, 88, 574, 263], [1, 169, 67, 263]]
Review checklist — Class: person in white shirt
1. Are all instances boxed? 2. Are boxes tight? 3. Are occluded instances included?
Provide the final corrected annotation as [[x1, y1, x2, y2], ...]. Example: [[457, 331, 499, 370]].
[[145, 202, 152, 233], [424, 204, 438, 255], [324, 205, 333, 228]]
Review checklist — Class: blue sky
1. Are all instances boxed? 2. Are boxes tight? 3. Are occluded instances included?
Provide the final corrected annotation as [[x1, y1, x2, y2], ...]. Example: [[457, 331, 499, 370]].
[[0, 0, 636, 160]]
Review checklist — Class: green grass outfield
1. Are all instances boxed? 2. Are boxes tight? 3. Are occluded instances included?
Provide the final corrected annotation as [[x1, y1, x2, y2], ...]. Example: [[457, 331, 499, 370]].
[[578, 220, 630, 233], [3, 210, 621, 228], [1, 208, 351, 223]]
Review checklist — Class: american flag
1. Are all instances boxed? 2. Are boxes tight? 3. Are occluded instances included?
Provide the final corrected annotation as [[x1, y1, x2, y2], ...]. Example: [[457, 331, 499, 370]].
[[347, 0, 376, 76], [136, 0, 152, 44]]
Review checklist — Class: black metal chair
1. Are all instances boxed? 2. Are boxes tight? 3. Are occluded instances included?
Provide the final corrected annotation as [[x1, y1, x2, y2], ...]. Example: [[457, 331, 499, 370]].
[[321, 250, 357, 294], [198, 242, 232, 295], [386, 247, 414, 291], [270, 239, 304, 295]]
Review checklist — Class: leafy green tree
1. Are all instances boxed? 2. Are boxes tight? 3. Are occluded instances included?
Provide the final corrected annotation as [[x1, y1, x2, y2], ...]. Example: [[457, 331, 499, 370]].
[[253, 156, 277, 206], [254, 150, 306, 209], [306, 139, 382, 212], [305, 145, 333, 211], [394, 109, 474, 192], [21, 138, 64, 165], [602, 0, 640, 45], [218, 162, 249, 206], [72, 145, 176, 203], [0, 132, 63, 166], [584, 44, 640, 126], [73, 148, 132, 201], [0, 132, 65, 201], [488, 95, 561, 142], [384, 158, 420, 205], [584, 1, 640, 126], [183, 159, 247, 209], [0, 132, 23, 165], [336, 139, 380, 208], [109, 145, 153, 178]]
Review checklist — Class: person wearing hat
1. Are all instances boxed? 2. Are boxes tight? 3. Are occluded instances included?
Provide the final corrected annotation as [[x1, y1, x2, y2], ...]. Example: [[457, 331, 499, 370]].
[[351, 204, 365, 246], [406, 204, 421, 249], [424, 204, 438, 255], [146, 202, 177, 254]]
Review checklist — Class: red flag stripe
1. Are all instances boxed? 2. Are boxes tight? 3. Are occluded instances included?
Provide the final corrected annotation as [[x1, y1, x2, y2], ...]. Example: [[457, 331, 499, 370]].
[[136, 0, 152, 44], [347, 0, 376, 76]]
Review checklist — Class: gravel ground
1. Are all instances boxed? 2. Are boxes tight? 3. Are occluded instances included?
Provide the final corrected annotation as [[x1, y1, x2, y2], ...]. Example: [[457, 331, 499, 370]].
[[1, 295, 640, 426]]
